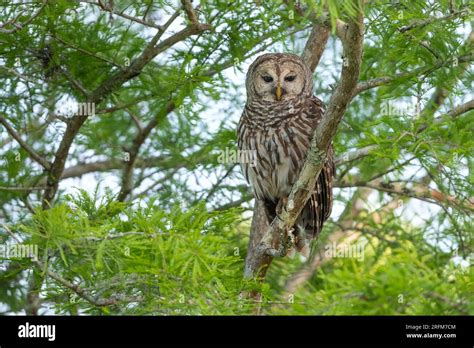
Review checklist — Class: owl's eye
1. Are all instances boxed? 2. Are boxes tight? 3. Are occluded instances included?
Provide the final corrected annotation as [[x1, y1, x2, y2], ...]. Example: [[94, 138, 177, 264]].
[[285, 75, 296, 82], [261, 75, 273, 83]]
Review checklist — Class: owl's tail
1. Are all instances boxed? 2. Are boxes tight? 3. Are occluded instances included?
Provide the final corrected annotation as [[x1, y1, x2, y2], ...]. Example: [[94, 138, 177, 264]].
[[294, 166, 333, 257], [293, 198, 322, 257]]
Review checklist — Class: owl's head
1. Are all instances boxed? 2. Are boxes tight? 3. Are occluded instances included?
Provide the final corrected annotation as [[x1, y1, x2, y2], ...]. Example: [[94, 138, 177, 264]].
[[245, 53, 313, 103]]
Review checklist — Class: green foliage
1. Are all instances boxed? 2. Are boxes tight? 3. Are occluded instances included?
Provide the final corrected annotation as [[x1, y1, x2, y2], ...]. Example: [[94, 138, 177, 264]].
[[8, 190, 254, 315], [269, 243, 472, 315], [2, 190, 470, 315]]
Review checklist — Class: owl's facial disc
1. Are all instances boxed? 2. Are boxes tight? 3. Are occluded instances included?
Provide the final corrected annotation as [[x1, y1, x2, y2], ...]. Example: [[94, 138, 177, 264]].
[[252, 60, 305, 102], [278, 61, 305, 100], [251, 61, 279, 102]]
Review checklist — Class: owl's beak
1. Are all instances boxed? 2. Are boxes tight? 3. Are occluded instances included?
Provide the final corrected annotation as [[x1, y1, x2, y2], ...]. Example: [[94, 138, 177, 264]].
[[275, 84, 283, 101]]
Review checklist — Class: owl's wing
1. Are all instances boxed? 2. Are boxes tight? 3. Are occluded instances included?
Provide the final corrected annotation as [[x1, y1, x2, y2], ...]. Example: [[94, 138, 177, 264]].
[[237, 109, 250, 184], [296, 97, 334, 248], [310, 96, 334, 219]]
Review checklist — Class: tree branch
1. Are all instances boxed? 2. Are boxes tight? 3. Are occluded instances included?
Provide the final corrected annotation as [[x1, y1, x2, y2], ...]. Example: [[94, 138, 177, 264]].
[[41, 8, 211, 208], [0, 186, 47, 192], [0, 0, 47, 34], [79, 0, 164, 30], [353, 52, 474, 97], [395, 30, 472, 119], [337, 179, 473, 212], [446, 99, 474, 118], [0, 116, 51, 170], [301, 23, 330, 72], [0, 65, 37, 83], [2, 224, 142, 308], [53, 33, 123, 69], [334, 144, 377, 165], [399, 7, 471, 33], [181, 0, 199, 24], [335, 31, 474, 167], [201, 164, 238, 202], [415, 99, 474, 133], [117, 101, 175, 201]]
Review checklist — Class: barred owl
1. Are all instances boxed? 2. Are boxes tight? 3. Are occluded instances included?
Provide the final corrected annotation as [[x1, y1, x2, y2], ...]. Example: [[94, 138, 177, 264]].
[[237, 53, 334, 256]]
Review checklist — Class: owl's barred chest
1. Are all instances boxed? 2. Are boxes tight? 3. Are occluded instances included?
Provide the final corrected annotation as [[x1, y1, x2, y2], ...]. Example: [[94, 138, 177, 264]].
[[238, 98, 324, 201]]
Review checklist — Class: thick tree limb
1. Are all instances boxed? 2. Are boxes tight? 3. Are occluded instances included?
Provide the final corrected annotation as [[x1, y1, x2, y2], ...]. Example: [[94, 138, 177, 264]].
[[243, 199, 272, 279], [302, 23, 330, 72]]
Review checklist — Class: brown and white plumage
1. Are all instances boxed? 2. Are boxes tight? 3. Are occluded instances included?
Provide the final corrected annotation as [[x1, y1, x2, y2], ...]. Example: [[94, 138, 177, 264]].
[[237, 53, 334, 256]]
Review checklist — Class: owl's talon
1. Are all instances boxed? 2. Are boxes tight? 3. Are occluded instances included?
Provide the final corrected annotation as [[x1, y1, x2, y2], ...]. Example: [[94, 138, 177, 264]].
[[276, 196, 289, 215], [287, 227, 295, 242]]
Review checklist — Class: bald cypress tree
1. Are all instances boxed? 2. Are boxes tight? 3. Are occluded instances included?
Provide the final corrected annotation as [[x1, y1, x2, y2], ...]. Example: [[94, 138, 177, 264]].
[[0, 0, 472, 315]]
